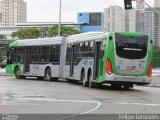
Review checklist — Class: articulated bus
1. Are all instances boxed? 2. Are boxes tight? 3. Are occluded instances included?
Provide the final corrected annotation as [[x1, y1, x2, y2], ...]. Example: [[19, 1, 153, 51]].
[[6, 32, 153, 89]]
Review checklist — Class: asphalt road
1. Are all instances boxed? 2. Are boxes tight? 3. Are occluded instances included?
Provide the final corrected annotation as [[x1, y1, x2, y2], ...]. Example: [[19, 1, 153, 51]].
[[0, 76, 160, 120]]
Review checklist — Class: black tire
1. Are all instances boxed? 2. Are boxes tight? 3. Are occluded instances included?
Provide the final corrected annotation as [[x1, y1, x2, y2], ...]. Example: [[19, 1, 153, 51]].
[[52, 77, 58, 82], [88, 73, 96, 88], [123, 84, 133, 90], [111, 83, 122, 89], [45, 68, 52, 81], [14, 67, 22, 79], [37, 77, 44, 80], [82, 71, 88, 87]]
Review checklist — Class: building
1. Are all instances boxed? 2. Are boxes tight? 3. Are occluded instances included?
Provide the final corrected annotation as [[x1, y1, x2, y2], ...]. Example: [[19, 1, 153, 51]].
[[104, 6, 125, 32], [0, 0, 27, 27], [77, 12, 104, 32], [144, 8, 160, 47], [154, 0, 160, 7], [125, 8, 144, 33]]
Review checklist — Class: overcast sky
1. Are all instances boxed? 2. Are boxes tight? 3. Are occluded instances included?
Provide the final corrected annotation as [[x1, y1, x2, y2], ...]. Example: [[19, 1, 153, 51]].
[[25, 0, 154, 22]]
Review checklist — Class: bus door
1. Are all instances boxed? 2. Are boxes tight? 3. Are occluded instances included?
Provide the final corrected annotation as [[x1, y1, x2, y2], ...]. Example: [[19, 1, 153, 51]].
[[70, 45, 75, 77], [93, 41, 104, 80], [93, 42, 101, 80], [24, 47, 31, 73]]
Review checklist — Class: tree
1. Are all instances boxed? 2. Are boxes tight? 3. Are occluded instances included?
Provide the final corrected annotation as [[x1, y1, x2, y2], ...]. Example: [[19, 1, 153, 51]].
[[11, 28, 40, 40], [0, 34, 6, 39], [48, 25, 80, 37]]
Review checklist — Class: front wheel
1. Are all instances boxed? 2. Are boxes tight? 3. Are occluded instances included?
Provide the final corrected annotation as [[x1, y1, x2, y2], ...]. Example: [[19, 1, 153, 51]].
[[45, 68, 52, 81], [14, 67, 22, 79]]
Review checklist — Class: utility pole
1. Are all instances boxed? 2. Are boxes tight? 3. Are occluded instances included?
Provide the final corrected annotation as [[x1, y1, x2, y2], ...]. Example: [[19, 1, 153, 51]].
[[58, 0, 62, 36]]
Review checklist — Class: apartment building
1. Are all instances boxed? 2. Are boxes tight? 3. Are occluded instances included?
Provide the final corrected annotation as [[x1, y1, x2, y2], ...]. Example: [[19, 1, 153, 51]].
[[0, 0, 27, 27]]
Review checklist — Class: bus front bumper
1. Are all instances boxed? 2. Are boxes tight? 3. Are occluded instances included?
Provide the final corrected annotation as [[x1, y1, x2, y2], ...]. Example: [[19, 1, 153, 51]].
[[104, 73, 152, 85]]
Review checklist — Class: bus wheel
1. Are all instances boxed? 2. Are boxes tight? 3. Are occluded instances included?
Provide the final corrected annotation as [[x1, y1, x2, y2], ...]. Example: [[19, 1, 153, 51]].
[[14, 67, 22, 79], [82, 71, 88, 87], [123, 84, 133, 90], [37, 77, 44, 80], [111, 83, 122, 89], [88, 73, 96, 88], [45, 68, 52, 81]]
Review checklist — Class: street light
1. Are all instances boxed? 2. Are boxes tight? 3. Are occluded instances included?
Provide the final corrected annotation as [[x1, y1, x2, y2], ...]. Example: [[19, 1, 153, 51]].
[[58, 0, 62, 36]]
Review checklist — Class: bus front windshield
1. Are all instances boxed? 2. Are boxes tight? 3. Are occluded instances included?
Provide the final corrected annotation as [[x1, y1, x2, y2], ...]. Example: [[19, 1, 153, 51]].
[[115, 33, 148, 59]]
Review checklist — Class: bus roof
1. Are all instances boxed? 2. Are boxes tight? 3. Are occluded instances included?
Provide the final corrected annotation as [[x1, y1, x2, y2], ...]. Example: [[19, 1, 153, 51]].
[[9, 37, 63, 47], [9, 32, 149, 47], [67, 32, 104, 43]]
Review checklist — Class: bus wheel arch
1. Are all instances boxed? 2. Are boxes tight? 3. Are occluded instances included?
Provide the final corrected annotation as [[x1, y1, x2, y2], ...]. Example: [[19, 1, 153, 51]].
[[81, 68, 88, 87], [45, 67, 52, 81]]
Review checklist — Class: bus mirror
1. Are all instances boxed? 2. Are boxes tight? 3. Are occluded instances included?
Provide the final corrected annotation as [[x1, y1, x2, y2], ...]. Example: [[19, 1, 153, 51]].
[[109, 36, 112, 40], [151, 40, 153, 44]]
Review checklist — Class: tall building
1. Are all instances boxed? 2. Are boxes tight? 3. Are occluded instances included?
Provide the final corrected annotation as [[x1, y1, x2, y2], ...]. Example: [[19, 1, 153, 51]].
[[104, 6, 125, 32], [0, 0, 27, 27], [154, 0, 160, 7], [77, 12, 104, 33], [125, 9, 144, 33], [144, 8, 160, 47]]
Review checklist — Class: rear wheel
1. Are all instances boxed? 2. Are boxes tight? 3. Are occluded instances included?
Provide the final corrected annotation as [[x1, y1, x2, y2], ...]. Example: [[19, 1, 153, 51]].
[[37, 77, 44, 80], [111, 83, 122, 89], [123, 84, 133, 90], [82, 71, 88, 87], [45, 68, 52, 81], [14, 67, 22, 79], [88, 73, 96, 88]]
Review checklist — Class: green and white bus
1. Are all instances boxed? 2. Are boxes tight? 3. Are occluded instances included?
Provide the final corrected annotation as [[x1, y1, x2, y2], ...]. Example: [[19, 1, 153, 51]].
[[6, 32, 153, 89]]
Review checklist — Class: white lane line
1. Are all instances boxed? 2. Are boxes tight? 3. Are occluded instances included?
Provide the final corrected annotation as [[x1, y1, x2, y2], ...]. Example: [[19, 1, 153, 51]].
[[18, 98, 102, 114], [112, 102, 160, 106]]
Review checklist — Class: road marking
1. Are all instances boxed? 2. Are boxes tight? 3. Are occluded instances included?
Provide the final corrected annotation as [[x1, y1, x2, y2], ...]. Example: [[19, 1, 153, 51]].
[[18, 98, 102, 114], [112, 102, 160, 106]]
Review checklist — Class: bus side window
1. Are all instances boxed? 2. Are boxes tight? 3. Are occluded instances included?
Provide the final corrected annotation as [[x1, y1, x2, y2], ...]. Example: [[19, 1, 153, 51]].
[[65, 44, 72, 64], [84, 42, 89, 57], [89, 41, 94, 57], [31, 47, 40, 63], [40, 46, 49, 62], [50, 45, 60, 64]]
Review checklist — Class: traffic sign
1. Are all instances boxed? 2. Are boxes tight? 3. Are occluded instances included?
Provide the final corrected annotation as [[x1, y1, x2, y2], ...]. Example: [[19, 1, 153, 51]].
[[136, 0, 145, 10]]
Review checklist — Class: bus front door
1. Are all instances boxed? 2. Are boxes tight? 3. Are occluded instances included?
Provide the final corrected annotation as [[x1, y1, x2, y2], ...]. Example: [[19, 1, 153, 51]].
[[24, 47, 31, 73], [70, 45, 75, 77], [93, 42, 101, 80]]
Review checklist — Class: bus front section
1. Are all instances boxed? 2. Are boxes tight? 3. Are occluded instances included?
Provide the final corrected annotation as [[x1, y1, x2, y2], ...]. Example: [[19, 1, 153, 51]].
[[105, 32, 153, 88]]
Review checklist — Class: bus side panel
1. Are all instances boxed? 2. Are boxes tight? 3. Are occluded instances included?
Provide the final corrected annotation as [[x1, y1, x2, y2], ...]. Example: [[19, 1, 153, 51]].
[[29, 64, 60, 77]]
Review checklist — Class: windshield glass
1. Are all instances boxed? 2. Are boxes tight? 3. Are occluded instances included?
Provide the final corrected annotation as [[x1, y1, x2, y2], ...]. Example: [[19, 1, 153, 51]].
[[115, 33, 148, 59]]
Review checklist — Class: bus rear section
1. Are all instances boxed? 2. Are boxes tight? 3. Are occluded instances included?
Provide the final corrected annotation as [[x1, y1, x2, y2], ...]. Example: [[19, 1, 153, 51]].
[[105, 32, 153, 88]]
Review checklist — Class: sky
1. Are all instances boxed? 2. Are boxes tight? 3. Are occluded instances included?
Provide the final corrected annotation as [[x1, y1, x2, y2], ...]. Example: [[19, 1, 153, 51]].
[[25, 0, 154, 22]]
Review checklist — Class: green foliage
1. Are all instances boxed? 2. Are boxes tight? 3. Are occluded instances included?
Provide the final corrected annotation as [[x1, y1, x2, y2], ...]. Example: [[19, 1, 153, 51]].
[[0, 34, 6, 39], [48, 25, 80, 37], [153, 47, 160, 68], [154, 47, 160, 57], [11, 28, 40, 40]]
